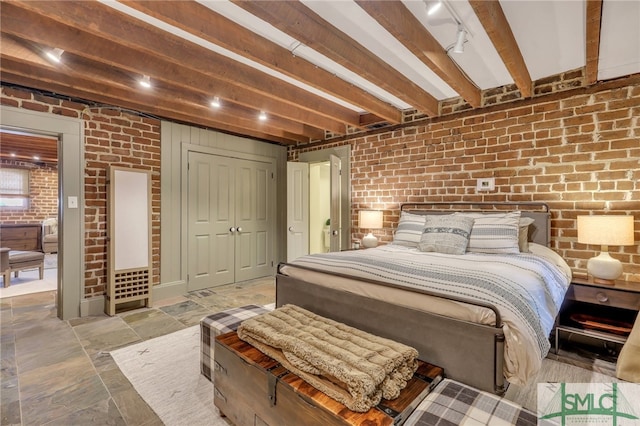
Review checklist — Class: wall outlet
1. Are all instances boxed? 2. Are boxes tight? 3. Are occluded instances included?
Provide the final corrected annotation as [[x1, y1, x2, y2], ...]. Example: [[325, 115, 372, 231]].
[[476, 178, 495, 191]]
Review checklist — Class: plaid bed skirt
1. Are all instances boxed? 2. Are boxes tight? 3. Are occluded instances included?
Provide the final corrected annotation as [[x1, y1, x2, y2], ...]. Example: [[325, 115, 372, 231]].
[[404, 379, 538, 426], [200, 304, 273, 381]]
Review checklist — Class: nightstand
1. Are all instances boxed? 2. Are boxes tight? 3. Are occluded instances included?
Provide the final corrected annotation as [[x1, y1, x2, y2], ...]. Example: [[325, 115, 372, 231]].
[[554, 276, 640, 355]]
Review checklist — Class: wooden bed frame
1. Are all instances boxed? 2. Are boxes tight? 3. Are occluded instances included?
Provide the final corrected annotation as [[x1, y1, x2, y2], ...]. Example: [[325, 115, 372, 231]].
[[276, 202, 551, 395]]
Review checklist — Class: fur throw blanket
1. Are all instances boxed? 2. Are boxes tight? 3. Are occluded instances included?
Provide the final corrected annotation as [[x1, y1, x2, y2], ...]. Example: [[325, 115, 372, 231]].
[[237, 304, 418, 412]]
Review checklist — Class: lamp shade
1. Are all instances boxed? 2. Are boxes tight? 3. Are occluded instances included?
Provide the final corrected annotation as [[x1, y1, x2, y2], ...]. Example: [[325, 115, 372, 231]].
[[577, 215, 634, 246], [577, 215, 635, 283], [359, 210, 383, 248], [359, 210, 383, 229]]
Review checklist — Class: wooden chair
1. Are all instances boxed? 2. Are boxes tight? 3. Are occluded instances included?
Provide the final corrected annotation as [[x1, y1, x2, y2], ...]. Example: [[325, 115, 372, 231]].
[[1, 248, 45, 288]]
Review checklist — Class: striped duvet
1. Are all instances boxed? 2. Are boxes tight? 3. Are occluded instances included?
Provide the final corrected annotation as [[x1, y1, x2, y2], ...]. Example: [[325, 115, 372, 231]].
[[284, 243, 571, 385]]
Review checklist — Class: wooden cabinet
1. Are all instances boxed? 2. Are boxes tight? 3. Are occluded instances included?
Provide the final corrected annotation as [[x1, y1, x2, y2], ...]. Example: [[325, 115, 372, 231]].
[[554, 276, 640, 354], [0, 224, 42, 252]]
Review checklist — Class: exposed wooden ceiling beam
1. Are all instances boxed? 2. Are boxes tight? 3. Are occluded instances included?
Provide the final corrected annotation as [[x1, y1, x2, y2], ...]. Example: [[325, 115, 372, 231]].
[[0, 38, 302, 144], [121, 0, 402, 126], [356, 0, 481, 108], [585, 0, 603, 85], [2, 68, 297, 146], [3, 1, 352, 135], [0, 35, 318, 142], [232, 0, 440, 116], [468, 0, 532, 98]]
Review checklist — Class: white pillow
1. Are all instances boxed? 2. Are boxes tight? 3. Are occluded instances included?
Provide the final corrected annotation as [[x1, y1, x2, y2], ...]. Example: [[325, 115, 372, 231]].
[[418, 215, 475, 255], [392, 211, 426, 247], [454, 211, 521, 254]]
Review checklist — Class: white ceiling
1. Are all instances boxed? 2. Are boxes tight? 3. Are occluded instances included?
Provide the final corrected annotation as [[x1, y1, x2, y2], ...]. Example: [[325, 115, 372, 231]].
[[599, 0, 640, 80]]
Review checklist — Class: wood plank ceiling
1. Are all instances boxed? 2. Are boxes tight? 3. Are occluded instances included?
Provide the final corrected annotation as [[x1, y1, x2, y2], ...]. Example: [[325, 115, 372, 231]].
[[1, 1, 638, 148]]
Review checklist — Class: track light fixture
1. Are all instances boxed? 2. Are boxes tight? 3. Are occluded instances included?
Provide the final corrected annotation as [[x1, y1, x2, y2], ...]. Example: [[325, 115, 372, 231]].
[[211, 96, 221, 108], [425, 0, 471, 55], [453, 26, 466, 54], [426, 1, 442, 16], [139, 75, 151, 89], [46, 48, 64, 63]]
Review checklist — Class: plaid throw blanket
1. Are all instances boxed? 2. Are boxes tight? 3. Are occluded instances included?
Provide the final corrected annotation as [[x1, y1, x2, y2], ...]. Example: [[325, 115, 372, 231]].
[[404, 379, 538, 426], [200, 304, 272, 381], [237, 304, 419, 412]]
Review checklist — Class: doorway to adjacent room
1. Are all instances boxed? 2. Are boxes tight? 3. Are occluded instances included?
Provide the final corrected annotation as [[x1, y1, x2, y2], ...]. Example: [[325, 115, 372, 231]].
[[0, 129, 59, 299], [286, 145, 351, 261]]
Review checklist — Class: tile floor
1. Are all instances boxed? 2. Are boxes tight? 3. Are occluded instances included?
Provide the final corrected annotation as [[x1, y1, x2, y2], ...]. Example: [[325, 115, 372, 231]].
[[1, 277, 275, 426]]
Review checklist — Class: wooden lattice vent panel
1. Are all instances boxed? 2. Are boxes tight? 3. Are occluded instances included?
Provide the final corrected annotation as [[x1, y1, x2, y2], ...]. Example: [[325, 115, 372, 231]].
[[106, 166, 152, 315], [111, 268, 150, 300]]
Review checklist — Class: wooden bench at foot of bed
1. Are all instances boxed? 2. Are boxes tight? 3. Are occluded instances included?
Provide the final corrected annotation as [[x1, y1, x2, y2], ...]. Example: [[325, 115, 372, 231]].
[[214, 331, 445, 426]]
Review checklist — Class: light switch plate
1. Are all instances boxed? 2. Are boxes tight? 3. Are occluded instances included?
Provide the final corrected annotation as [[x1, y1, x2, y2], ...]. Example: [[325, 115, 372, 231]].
[[68, 196, 78, 208]]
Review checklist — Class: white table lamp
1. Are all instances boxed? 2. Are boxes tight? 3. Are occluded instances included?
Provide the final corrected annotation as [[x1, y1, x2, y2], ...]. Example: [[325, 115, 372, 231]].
[[359, 210, 383, 248], [577, 215, 634, 284]]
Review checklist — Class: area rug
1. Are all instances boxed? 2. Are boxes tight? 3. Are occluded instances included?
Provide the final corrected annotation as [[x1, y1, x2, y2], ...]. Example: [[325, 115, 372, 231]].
[[111, 324, 621, 422], [110, 325, 226, 426], [0, 268, 57, 299]]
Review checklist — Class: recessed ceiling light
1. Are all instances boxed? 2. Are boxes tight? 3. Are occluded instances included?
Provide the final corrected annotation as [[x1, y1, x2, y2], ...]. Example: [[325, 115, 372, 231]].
[[10, 153, 16, 157], [139, 75, 151, 89], [211, 96, 221, 108], [258, 111, 267, 121], [46, 48, 64, 63], [33, 155, 40, 161]]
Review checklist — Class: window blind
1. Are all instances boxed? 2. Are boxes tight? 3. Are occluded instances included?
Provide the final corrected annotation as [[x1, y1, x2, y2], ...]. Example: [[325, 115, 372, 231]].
[[0, 168, 29, 196]]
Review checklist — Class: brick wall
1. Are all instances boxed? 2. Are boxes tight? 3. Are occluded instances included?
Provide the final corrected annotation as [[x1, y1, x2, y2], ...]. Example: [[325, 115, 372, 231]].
[[290, 76, 640, 283], [1, 86, 161, 298], [0, 160, 58, 224]]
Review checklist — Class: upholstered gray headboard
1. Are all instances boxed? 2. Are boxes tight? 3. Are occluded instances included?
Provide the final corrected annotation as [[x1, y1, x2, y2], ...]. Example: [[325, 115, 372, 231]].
[[400, 202, 551, 247]]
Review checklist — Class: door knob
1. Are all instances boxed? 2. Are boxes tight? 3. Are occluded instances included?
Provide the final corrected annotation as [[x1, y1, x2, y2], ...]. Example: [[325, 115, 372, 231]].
[[236, 227, 243, 232], [288, 226, 294, 232], [332, 230, 338, 236], [229, 227, 236, 233]]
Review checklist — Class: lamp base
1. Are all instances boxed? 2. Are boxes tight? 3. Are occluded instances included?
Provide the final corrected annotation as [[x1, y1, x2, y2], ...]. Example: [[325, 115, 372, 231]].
[[362, 233, 378, 248], [592, 277, 616, 285], [587, 251, 622, 283]]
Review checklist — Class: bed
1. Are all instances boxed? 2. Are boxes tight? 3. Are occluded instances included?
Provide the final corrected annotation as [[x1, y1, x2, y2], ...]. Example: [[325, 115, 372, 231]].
[[276, 202, 572, 395]]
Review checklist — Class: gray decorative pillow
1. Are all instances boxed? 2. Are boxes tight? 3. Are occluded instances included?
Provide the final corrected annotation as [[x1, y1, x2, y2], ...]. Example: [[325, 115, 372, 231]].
[[393, 211, 427, 247], [418, 215, 475, 255]]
